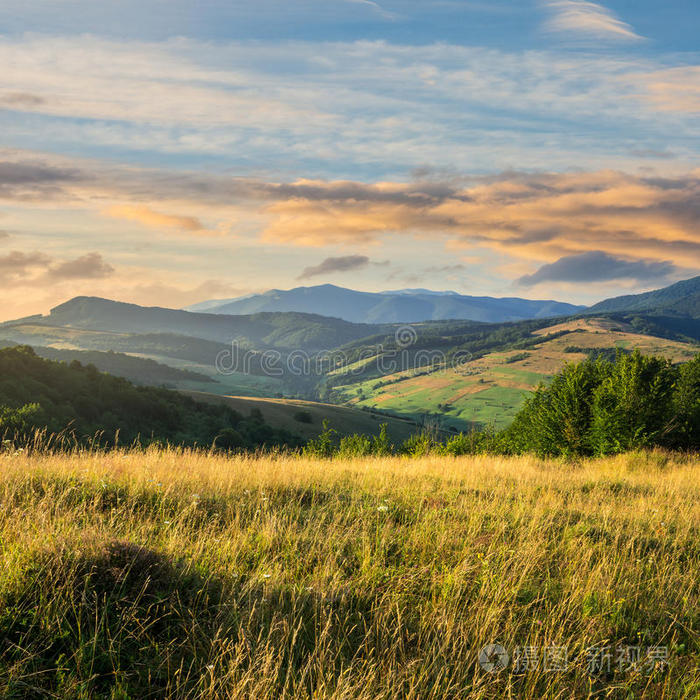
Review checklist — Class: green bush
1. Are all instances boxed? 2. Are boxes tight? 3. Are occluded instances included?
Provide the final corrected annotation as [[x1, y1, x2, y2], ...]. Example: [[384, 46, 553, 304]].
[[337, 433, 374, 457], [303, 421, 337, 458]]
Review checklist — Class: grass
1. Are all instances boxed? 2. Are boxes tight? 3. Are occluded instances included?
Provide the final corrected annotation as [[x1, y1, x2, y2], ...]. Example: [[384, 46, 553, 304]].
[[0, 448, 697, 698]]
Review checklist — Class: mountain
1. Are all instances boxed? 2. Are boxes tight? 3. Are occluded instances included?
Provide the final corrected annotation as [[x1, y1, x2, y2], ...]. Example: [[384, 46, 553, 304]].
[[589, 276, 700, 316], [29, 297, 382, 351], [186, 284, 584, 324]]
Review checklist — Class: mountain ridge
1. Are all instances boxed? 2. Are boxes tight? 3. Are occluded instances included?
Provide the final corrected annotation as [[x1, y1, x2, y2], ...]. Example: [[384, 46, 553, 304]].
[[34, 296, 384, 351], [186, 284, 584, 324], [588, 275, 700, 316]]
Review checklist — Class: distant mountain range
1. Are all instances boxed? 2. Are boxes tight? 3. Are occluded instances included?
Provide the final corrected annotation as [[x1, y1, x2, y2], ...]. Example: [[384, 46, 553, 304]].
[[186, 284, 585, 324], [8, 296, 383, 352], [1, 275, 699, 424]]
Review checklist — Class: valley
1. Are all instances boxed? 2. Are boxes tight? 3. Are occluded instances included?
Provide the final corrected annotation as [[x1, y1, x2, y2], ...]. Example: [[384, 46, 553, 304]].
[[2, 279, 700, 436]]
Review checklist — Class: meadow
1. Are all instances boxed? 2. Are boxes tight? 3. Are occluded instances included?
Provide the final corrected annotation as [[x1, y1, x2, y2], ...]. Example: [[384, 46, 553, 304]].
[[0, 448, 697, 698]]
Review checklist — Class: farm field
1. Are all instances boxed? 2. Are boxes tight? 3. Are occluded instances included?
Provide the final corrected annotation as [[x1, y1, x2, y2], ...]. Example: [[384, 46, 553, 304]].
[[337, 318, 699, 430], [0, 448, 697, 698]]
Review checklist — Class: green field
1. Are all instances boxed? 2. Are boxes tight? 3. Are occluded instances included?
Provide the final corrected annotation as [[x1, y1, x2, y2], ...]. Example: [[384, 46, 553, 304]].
[[335, 318, 699, 430]]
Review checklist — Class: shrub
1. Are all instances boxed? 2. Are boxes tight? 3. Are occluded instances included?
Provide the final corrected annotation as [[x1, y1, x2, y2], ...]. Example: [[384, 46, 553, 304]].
[[401, 432, 436, 457], [338, 433, 374, 457], [504, 350, 695, 456], [303, 421, 337, 458], [294, 410, 313, 424]]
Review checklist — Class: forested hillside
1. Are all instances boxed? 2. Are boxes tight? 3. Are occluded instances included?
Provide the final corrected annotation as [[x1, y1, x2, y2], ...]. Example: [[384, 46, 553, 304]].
[[589, 275, 700, 316], [0, 347, 301, 449]]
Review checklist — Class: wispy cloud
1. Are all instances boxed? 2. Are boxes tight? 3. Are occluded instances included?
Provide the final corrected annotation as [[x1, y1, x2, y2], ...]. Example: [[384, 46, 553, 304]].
[[543, 0, 643, 42], [2, 150, 699, 290], [1, 35, 695, 178], [104, 205, 220, 236], [343, 0, 396, 20], [298, 254, 373, 279], [628, 66, 700, 114]]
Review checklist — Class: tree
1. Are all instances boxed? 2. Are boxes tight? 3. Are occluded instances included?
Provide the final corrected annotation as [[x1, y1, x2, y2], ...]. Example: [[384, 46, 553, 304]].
[[590, 351, 677, 454]]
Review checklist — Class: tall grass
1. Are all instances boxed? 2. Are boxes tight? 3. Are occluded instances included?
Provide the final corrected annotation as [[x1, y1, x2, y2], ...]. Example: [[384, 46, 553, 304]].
[[0, 447, 697, 698]]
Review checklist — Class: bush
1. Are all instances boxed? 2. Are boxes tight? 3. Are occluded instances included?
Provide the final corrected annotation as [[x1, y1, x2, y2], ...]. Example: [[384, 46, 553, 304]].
[[294, 410, 313, 424], [401, 432, 436, 457], [337, 433, 374, 457], [303, 421, 337, 458]]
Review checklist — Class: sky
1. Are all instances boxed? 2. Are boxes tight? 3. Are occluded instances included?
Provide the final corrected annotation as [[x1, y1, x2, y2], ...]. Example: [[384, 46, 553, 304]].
[[1, 0, 699, 320]]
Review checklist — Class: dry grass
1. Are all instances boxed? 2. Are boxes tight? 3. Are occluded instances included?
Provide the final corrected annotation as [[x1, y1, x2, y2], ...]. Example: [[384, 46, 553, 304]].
[[0, 448, 698, 698]]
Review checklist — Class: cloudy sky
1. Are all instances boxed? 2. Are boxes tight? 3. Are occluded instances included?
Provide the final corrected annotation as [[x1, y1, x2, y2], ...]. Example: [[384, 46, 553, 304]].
[[1, 0, 698, 320]]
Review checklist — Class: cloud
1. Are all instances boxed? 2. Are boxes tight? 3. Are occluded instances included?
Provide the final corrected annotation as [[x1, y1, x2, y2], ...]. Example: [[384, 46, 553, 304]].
[[2, 150, 699, 283], [259, 170, 700, 270], [517, 251, 680, 287], [0, 249, 114, 284], [424, 264, 466, 274], [0, 160, 79, 201], [0, 92, 46, 108], [0, 251, 52, 282], [46, 253, 115, 281], [629, 149, 675, 160], [104, 205, 215, 235], [629, 66, 700, 114], [543, 1, 643, 42], [344, 0, 396, 20], [298, 255, 372, 279], [0, 34, 696, 177]]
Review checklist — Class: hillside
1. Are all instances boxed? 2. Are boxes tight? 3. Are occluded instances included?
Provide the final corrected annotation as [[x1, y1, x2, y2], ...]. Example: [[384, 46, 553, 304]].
[[0, 344, 214, 387], [186, 392, 420, 442], [333, 318, 699, 430], [589, 275, 700, 316], [0, 346, 301, 449], [189, 284, 584, 323]]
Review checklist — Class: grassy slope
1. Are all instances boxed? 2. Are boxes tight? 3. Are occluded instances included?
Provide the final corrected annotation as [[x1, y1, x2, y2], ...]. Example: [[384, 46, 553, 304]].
[[336, 318, 699, 430], [0, 449, 697, 698], [185, 392, 420, 442]]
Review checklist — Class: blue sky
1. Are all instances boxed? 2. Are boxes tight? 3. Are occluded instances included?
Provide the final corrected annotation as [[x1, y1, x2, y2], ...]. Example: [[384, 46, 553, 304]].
[[0, 0, 698, 319]]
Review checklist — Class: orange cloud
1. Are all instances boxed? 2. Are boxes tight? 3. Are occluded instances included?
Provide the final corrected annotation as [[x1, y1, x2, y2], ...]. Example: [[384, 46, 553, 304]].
[[259, 171, 700, 268], [629, 66, 700, 114], [104, 205, 217, 235]]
